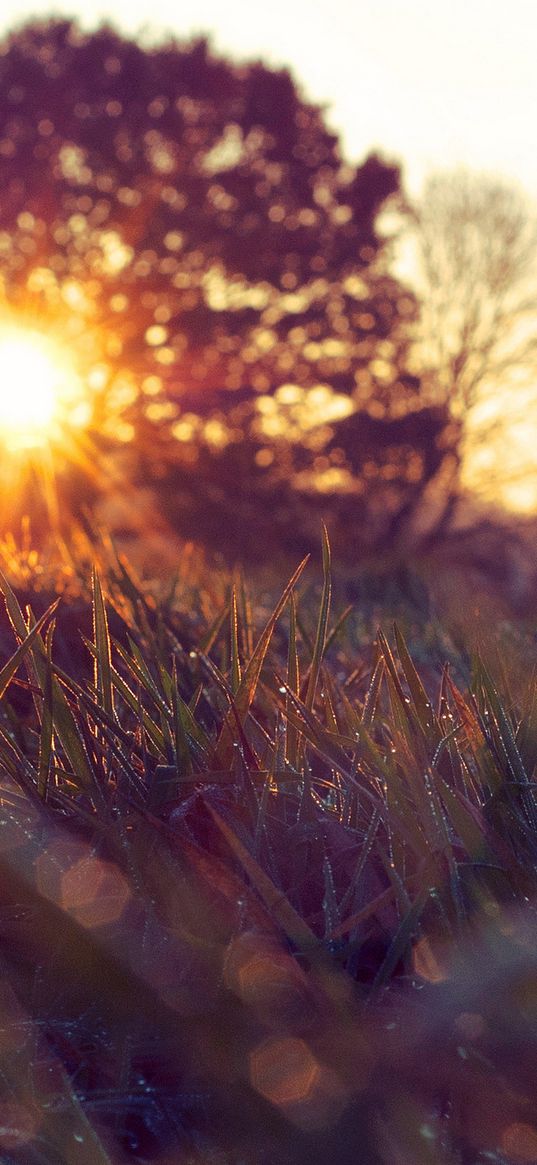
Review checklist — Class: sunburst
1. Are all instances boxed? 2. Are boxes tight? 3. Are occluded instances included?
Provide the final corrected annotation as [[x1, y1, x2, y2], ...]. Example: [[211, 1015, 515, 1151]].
[[0, 325, 90, 452]]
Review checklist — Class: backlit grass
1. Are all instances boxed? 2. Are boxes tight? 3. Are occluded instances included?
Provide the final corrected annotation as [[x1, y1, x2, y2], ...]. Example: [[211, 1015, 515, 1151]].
[[0, 530, 536, 1162]]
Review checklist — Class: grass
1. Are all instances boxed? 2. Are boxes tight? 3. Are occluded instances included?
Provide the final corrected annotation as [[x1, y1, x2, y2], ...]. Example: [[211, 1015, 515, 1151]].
[[0, 530, 536, 1162]]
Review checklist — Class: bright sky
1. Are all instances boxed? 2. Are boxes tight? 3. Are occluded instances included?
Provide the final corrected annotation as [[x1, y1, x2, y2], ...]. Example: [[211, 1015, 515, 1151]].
[[0, 0, 536, 196]]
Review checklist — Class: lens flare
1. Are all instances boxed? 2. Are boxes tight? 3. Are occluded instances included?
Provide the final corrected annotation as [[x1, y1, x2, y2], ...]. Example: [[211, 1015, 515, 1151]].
[[0, 325, 87, 450]]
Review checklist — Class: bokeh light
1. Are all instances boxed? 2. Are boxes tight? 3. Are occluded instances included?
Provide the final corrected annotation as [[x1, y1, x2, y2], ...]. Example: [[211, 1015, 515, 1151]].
[[36, 840, 130, 929], [500, 1122, 537, 1162], [224, 930, 313, 1030], [60, 854, 131, 929], [249, 1035, 347, 1130], [412, 935, 450, 983]]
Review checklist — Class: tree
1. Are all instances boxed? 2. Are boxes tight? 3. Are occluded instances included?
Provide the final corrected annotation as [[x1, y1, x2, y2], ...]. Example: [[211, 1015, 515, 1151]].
[[405, 169, 537, 527], [411, 169, 537, 411], [0, 19, 448, 554]]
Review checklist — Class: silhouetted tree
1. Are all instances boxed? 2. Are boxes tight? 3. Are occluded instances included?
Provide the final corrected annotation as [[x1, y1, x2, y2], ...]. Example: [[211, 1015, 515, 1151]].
[[0, 19, 457, 553]]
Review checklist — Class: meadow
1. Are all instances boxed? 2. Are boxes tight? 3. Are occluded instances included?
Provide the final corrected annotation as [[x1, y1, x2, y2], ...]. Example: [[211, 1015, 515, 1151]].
[[0, 523, 536, 1164], [0, 15, 537, 1164]]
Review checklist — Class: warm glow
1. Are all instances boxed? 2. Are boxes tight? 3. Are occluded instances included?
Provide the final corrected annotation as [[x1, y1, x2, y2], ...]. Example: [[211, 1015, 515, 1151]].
[[0, 325, 88, 450]]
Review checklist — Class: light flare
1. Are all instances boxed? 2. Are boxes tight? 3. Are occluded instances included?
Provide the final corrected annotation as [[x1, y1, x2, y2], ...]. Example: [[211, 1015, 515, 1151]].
[[0, 324, 89, 451]]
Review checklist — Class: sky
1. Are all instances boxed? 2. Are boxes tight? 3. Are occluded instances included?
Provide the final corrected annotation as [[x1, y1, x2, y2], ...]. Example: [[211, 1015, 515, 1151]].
[[0, 0, 536, 198]]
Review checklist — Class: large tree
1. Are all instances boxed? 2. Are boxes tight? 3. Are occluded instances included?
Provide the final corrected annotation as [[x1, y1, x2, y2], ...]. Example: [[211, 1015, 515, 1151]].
[[0, 19, 447, 554]]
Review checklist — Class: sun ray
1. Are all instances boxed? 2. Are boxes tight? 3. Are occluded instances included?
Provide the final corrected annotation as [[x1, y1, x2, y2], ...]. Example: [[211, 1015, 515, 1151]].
[[0, 324, 88, 451]]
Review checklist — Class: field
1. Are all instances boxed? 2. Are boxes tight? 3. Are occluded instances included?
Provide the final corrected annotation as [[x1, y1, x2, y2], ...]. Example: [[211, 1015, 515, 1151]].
[[0, 12, 536, 1164], [0, 525, 535, 1164]]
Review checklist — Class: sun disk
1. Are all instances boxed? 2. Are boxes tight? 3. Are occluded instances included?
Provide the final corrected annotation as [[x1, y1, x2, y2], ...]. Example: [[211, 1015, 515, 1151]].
[[0, 326, 84, 450]]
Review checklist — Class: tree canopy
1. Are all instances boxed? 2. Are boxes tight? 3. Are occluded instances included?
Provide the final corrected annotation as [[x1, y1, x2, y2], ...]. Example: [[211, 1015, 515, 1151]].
[[0, 19, 453, 555]]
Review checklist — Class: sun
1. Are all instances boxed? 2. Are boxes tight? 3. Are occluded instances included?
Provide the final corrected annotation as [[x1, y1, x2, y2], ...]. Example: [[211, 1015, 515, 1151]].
[[0, 325, 88, 451]]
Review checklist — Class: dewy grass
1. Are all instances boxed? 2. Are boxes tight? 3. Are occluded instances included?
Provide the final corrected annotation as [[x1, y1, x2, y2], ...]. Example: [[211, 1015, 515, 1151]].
[[0, 535, 536, 1161]]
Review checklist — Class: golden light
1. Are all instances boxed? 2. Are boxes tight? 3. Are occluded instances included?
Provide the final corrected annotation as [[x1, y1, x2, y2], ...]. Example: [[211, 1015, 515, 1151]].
[[412, 935, 450, 983], [36, 840, 131, 929], [500, 1122, 537, 1162], [249, 1036, 348, 1130], [0, 324, 88, 451]]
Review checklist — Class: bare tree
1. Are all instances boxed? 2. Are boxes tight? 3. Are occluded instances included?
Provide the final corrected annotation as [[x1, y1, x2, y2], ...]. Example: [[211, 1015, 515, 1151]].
[[398, 169, 537, 536], [410, 169, 537, 415]]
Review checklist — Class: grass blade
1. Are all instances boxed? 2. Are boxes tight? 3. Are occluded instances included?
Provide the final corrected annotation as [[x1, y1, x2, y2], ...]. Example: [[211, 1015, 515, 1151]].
[[304, 524, 331, 714], [230, 586, 242, 695], [0, 572, 97, 793], [361, 656, 385, 730], [206, 802, 318, 950], [285, 590, 300, 770], [92, 567, 114, 719], [0, 597, 59, 701], [38, 625, 55, 799], [394, 623, 439, 742], [212, 555, 309, 768], [370, 883, 431, 993]]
